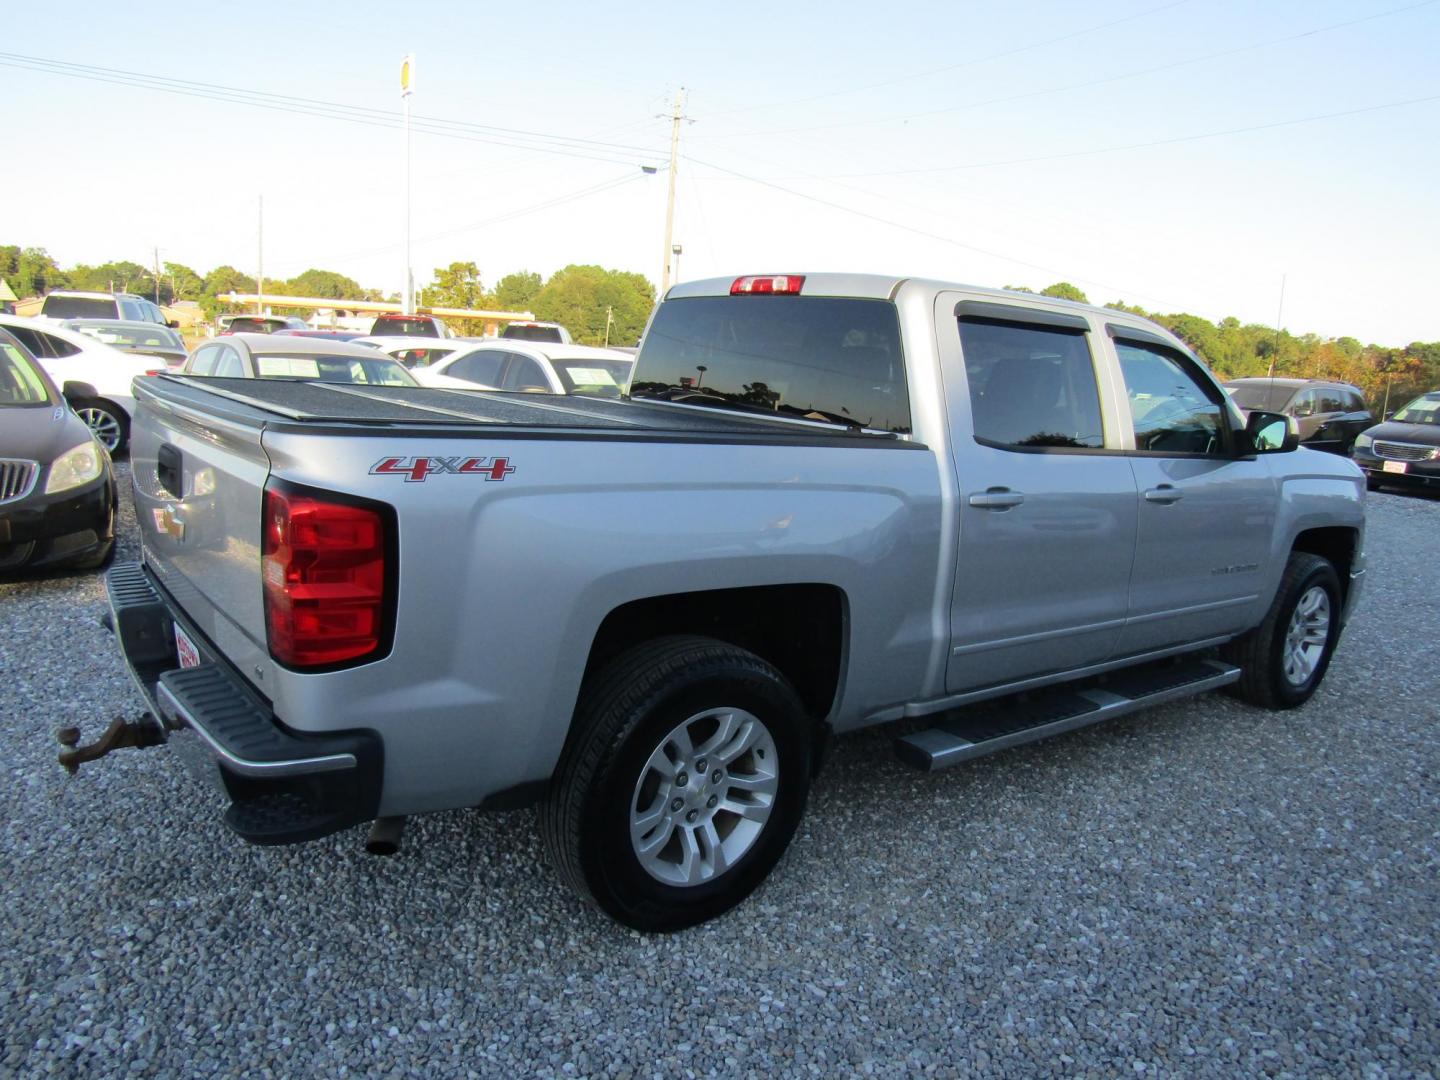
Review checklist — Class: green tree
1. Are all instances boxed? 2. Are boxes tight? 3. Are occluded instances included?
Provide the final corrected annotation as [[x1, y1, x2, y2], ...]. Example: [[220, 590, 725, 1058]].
[[1039, 282, 1089, 303], [11, 247, 67, 296], [420, 261, 491, 334], [533, 265, 655, 347], [163, 262, 205, 303], [493, 270, 542, 313], [286, 268, 367, 299], [204, 265, 257, 297]]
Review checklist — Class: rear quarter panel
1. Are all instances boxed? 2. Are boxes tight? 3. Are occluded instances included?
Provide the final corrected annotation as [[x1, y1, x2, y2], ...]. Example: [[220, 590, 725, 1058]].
[[259, 429, 943, 815]]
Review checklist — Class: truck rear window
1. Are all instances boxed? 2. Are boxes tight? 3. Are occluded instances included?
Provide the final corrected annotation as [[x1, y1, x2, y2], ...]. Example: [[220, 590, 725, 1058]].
[[632, 296, 910, 433]]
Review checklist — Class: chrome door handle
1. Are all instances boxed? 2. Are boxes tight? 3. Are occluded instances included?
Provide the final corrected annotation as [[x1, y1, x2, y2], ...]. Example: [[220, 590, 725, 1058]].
[[968, 489, 1025, 509], [1144, 485, 1183, 504]]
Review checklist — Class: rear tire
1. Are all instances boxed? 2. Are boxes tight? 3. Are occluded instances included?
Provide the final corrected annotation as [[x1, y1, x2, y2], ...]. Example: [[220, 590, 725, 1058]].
[[1222, 552, 1341, 709], [540, 636, 812, 932]]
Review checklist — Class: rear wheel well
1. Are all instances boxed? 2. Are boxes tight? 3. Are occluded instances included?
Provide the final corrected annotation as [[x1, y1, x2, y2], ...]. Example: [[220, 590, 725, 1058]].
[[1291, 527, 1356, 603], [584, 585, 846, 723]]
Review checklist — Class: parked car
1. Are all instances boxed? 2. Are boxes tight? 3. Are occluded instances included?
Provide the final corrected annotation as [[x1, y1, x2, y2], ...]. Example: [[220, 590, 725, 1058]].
[[219, 315, 310, 335], [500, 320, 572, 344], [348, 336, 463, 368], [0, 315, 159, 453], [41, 290, 171, 327], [0, 327, 115, 574], [369, 313, 453, 338], [1350, 390, 1440, 492], [1222, 378, 1374, 455], [414, 341, 634, 395], [183, 334, 419, 386], [63, 319, 188, 371]]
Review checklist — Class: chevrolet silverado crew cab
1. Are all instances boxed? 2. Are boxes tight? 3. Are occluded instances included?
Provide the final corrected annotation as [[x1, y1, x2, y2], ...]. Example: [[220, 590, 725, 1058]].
[[71, 273, 1366, 931]]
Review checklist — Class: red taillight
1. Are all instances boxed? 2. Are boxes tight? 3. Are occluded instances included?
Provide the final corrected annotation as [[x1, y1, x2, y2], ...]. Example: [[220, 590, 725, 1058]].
[[262, 486, 389, 668], [730, 275, 805, 295]]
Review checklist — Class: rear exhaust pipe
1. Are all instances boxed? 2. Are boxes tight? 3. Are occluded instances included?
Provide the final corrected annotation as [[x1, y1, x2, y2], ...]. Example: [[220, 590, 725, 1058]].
[[365, 816, 407, 856]]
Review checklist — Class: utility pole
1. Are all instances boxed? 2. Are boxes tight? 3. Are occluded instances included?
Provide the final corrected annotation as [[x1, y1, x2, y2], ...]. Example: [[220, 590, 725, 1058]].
[[256, 195, 264, 315], [401, 54, 415, 315], [604, 305, 614, 347], [660, 88, 686, 296], [153, 246, 161, 304]]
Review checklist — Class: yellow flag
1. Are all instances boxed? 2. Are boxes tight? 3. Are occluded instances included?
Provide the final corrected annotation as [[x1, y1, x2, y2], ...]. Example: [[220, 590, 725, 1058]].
[[400, 54, 414, 98]]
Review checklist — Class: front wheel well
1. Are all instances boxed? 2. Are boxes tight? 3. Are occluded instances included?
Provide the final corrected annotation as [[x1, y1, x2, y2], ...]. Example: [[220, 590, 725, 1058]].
[[584, 584, 847, 723], [1291, 526, 1357, 603]]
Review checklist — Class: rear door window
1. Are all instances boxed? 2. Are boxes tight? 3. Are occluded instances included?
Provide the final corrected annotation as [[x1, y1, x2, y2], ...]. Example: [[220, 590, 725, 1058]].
[[188, 345, 220, 375], [501, 355, 549, 391], [958, 318, 1104, 449], [213, 346, 244, 377], [444, 350, 506, 386]]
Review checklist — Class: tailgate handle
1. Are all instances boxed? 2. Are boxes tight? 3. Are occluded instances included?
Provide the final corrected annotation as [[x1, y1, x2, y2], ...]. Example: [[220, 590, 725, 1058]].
[[157, 444, 183, 498]]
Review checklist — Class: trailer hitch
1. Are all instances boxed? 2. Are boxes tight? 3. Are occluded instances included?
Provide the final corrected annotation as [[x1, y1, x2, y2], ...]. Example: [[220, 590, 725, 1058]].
[[56, 714, 167, 775]]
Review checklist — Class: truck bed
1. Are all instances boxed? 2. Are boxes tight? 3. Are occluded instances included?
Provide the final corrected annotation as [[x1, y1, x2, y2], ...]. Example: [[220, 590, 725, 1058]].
[[149, 375, 902, 445]]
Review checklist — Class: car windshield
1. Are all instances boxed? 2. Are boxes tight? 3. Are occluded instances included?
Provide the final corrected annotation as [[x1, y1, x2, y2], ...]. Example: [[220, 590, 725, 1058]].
[[42, 296, 117, 319], [551, 358, 633, 396], [503, 324, 563, 343], [252, 354, 418, 386], [1225, 383, 1296, 412], [1392, 395, 1440, 425], [631, 295, 910, 433], [0, 341, 56, 406], [69, 322, 183, 349]]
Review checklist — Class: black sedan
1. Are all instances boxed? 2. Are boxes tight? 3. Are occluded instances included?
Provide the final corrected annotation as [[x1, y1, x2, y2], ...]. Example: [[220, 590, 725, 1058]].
[[0, 328, 116, 574], [1352, 391, 1440, 493]]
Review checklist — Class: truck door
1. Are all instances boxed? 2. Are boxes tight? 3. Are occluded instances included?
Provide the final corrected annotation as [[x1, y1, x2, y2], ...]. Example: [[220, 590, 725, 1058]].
[[939, 299, 1138, 693], [1106, 326, 1275, 655]]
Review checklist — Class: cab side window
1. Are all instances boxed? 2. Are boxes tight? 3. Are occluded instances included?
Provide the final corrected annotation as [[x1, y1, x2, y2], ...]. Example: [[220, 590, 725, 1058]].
[[1288, 390, 1317, 417], [958, 318, 1104, 449], [1116, 341, 1226, 455]]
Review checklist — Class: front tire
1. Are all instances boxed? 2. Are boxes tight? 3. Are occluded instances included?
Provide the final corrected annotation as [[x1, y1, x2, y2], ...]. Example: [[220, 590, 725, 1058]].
[[75, 399, 129, 454], [541, 636, 812, 932], [1223, 552, 1342, 709]]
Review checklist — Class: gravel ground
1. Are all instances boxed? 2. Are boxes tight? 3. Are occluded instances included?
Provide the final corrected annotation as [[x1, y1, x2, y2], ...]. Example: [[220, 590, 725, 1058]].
[[1, 463, 1437, 1078]]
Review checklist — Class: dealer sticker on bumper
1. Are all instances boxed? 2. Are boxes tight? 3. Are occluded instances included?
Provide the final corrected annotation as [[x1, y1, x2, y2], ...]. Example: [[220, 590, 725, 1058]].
[[174, 624, 201, 669]]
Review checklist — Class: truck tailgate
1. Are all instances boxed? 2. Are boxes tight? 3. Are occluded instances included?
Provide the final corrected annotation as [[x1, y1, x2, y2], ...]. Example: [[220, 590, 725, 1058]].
[[129, 380, 273, 683]]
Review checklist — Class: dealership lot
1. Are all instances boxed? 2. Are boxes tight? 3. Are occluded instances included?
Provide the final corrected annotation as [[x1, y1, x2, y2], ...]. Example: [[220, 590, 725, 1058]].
[[1, 466, 1436, 1077]]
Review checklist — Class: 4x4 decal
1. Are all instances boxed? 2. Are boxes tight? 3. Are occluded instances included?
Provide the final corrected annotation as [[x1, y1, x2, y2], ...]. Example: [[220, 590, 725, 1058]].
[[370, 456, 515, 482]]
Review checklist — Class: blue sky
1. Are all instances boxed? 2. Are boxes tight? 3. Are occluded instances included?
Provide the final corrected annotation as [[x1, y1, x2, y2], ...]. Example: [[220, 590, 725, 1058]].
[[3, 0, 1438, 345]]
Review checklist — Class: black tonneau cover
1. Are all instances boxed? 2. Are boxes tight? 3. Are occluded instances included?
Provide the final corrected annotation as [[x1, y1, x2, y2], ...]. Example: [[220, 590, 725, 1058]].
[[144, 376, 905, 444]]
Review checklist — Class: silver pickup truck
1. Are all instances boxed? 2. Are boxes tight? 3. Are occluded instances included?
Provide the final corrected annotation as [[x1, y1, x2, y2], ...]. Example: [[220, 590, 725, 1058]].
[[74, 273, 1366, 931]]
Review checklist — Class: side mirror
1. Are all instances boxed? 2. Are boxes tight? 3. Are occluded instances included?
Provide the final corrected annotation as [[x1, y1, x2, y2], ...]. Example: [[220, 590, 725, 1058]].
[[1245, 410, 1299, 453], [60, 381, 86, 403], [166, 319, 180, 329]]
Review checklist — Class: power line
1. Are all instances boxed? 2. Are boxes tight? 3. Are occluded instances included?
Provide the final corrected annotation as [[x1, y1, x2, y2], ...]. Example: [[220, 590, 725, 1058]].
[[698, 0, 1190, 119], [682, 154, 1187, 309], [692, 0, 1440, 141], [0, 51, 664, 167], [823, 92, 1440, 178]]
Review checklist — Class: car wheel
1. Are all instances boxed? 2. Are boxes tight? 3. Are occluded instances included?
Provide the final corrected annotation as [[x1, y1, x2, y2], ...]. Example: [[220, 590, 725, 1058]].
[[540, 635, 812, 932], [75, 399, 129, 454], [1222, 552, 1342, 710]]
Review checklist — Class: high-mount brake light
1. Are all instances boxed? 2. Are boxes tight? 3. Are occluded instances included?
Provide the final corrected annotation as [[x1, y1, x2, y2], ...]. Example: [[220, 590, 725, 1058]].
[[262, 485, 391, 668], [730, 275, 805, 296]]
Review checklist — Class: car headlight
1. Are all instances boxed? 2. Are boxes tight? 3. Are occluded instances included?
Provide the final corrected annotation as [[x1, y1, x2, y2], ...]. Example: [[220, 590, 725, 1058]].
[[1353, 433, 1373, 451], [44, 440, 105, 494]]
